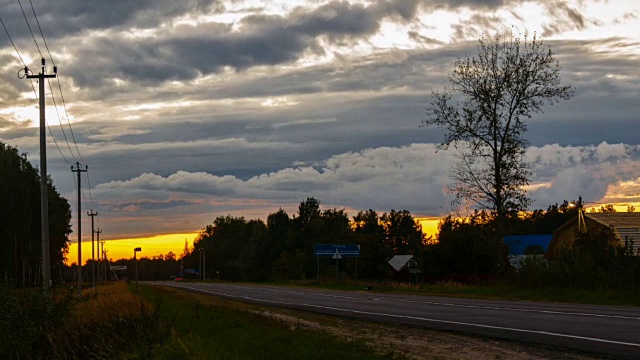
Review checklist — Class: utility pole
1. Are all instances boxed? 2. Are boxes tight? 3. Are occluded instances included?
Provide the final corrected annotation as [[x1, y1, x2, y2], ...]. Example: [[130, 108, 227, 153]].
[[96, 229, 103, 281], [71, 162, 87, 293], [98, 233, 107, 281], [87, 210, 98, 292], [25, 59, 56, 290]]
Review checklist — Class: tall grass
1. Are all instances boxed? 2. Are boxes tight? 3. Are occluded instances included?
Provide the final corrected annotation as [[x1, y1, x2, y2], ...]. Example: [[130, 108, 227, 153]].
[[0, 284, 74, 358], [0, 283, 163, 359], [46, 283, 161, 359]]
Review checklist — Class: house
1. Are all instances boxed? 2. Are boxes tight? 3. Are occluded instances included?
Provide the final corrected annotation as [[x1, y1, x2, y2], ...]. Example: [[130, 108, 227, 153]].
[[503, 234, 553, 268], [388, 255, 419, 281], [547, 212, 640, 256]]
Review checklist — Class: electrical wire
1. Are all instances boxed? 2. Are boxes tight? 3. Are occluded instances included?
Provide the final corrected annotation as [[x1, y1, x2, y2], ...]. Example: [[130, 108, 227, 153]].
[[27, 0, 84, 162], [2, 17, 73, 166], [10, 2, 99, 228], [47, 78, 77, 163], [16, 0, 43, 59], [56, 81, 84, 162], [1, 18, 26, 66], [28, 0, 54, 67], [45, 120, 70, 164], [85, 170, 100, 228]]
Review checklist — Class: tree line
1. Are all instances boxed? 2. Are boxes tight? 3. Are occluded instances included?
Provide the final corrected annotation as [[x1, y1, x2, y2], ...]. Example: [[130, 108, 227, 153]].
[[87, 197, 628, 284], [181, 197, 427, 281], [0, 141, 71, 287]]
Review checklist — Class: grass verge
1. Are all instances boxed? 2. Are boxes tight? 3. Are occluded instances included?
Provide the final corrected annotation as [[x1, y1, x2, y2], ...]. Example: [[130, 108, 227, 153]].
[[135, 284, 400, 360]]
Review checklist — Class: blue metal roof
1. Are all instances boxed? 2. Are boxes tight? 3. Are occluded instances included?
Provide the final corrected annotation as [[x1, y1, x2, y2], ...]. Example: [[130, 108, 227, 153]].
[[503, 234, 553, 255]]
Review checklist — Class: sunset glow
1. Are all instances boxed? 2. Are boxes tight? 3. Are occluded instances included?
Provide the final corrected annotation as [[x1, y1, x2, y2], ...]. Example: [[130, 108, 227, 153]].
[[65, 232, 198, 266], [0, 0, 638, 259]]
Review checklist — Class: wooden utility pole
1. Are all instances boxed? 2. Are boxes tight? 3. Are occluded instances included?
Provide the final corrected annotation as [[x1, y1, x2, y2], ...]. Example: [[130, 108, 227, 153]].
[[96, 229, 103, 280], [87, 210, 98, 292], [25, 59, 56, 290], [96, 229, 104, 281], [71, 162, 87, 292]]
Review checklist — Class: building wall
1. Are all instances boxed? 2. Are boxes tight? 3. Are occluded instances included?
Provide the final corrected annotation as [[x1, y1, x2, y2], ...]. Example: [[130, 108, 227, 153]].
[[547, 217, 608, 256]]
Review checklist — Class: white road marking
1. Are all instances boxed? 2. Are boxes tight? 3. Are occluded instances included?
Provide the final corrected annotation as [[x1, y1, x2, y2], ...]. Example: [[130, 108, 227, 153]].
[[168, 283, 640, 320], [391, 298, 640, 321], [272, 287, 640, 320], [167, 283, 640, 349]]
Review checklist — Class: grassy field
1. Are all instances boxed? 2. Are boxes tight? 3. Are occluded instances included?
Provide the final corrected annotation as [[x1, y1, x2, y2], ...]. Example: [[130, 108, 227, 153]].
[[135, 285, 400, 359], [267, 279, 640, 307]]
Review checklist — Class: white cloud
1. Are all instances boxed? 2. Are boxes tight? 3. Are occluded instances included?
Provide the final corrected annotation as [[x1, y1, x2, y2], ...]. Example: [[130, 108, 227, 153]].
[[91, 142, 640, 235]]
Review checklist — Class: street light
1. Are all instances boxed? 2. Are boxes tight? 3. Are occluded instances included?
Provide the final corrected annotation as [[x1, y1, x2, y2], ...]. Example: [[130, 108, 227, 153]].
[[134, 247, 142, 294]]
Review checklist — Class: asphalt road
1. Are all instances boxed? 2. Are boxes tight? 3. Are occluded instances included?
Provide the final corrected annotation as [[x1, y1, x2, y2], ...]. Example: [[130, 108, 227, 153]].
[[152, 281, 640, 357]]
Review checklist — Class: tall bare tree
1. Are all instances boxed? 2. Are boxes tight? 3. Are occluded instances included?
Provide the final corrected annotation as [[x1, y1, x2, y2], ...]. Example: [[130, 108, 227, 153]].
[[423, 33, 573, 234]]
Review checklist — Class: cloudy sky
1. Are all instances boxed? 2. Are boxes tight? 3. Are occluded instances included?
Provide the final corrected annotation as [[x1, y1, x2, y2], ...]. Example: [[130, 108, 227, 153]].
[[0, 0, 639, 261]]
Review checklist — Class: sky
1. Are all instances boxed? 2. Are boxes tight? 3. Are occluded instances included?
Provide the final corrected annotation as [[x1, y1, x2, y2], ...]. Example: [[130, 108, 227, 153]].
[[0, 0, 639, 263]]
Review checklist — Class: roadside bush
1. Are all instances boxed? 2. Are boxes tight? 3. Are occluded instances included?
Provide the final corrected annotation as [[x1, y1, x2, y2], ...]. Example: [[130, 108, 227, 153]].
[[46, 283, 162, 359], [0, 285, 75, 358], [1, 283, 164, 359]]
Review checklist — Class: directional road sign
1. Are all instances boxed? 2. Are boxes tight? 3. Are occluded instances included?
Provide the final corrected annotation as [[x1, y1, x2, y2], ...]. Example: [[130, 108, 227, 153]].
[[315, 244, 360, 257]]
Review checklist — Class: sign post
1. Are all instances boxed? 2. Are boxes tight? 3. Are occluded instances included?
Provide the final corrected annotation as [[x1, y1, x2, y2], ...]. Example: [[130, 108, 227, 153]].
[[332, 250, 342, 280]]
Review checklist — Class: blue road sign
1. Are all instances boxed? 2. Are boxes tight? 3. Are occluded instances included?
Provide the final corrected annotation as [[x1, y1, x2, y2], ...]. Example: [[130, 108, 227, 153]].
[[314, 244, 360, 257], [184, 268, 200, 275]]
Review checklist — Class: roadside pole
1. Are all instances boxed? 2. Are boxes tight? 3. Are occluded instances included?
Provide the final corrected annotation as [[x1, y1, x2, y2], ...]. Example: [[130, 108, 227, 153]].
[[332, 250, 342, 281]]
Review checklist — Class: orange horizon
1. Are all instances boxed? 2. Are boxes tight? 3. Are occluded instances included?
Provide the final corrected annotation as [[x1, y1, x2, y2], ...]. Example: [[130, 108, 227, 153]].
[[64, 219, 442, 265], [65, 232, 199, 266], [63, 205, 636, 265]]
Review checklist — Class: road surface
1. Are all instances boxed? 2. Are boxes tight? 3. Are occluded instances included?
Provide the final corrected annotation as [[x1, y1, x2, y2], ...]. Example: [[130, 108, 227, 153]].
[[152, 281, 640, 357]]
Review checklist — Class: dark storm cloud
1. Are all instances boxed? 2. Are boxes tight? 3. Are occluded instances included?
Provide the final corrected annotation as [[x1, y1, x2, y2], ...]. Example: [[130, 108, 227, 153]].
[[2, 0, 577, 91], [0, 0, 222, 46], [287, 1, 381, 38], [65, 1, 401, 87]]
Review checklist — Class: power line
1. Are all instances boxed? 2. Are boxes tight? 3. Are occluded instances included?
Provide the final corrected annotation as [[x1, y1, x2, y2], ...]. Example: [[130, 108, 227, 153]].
[[26, 0, 84, 162], [1, 21, 37, 101], [2, 17, 37, 100], [1, 18, 26, 66], [3, 13, 73, 165], [46, 78, 77, 163], [46, 120, 70, 164], [16, 0, 43, 59], [56, 81, 84, 162], [85, 170, 99, 228], [28, 0, 55, 67], [8, 4, 93, 214]]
